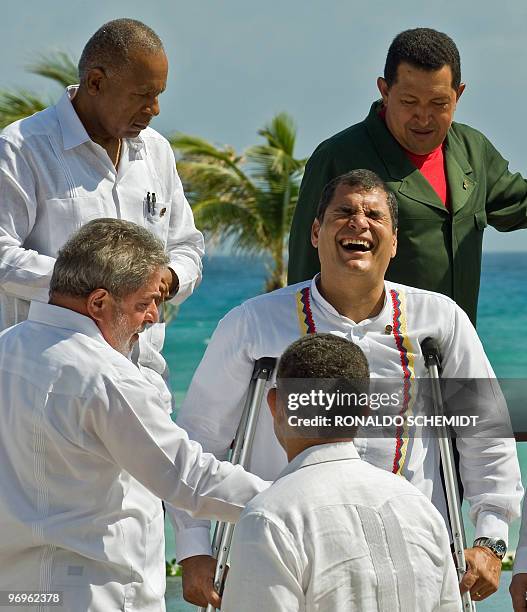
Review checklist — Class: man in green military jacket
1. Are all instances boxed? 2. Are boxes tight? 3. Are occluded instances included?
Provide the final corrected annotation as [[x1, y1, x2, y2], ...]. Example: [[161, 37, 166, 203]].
[[288, 27, 527, 325]]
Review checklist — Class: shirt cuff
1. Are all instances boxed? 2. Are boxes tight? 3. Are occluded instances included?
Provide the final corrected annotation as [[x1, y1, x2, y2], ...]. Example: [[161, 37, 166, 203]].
[[167, 260, 199, 305], [474, 511, 509, 545], [165, 266, 179, 300], [174, 526, 212, 563], [513, 546, 527, 575]]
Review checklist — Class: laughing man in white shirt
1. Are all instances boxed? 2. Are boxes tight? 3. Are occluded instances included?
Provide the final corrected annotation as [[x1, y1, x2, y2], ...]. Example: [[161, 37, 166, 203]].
[[0, 18, 204, 394], [222, 333, 462, 612], [175, 169, 521, 607], [0, 219, 266, 612]]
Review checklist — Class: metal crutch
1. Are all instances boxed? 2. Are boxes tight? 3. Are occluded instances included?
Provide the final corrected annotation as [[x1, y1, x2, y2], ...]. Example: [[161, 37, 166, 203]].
[[198, 356, 277, 612], [421, 337, 475, 612]]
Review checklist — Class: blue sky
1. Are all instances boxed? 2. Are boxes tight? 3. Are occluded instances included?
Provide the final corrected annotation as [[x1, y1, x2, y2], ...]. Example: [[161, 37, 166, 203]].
[[2, 0, 527, 250]]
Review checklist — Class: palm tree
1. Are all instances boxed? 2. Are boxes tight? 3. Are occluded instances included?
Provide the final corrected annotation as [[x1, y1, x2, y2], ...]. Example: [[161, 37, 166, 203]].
[[0, 52, 77, 127], [170, 113, 307, 291]]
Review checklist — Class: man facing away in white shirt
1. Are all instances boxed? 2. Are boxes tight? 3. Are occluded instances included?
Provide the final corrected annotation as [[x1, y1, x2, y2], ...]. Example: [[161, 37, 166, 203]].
[[0, 219, 267, 612], [0, 18, 204, 395], [221, 333, 462, 612]]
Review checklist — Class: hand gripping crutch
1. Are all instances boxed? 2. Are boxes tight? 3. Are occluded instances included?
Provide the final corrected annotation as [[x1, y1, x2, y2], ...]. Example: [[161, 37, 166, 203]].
[[421, 337, 475, 612], [199, 356, 277, 612]]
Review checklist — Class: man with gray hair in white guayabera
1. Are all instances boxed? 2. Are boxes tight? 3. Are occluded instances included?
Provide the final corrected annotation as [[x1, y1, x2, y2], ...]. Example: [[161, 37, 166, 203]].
[[0, 219, 267, 612]]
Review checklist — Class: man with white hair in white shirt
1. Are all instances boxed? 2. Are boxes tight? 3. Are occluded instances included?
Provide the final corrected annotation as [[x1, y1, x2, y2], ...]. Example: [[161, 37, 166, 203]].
[[0, 219, 266, 612], [0, 18, 203, 395], [222, 333, 462, 612]]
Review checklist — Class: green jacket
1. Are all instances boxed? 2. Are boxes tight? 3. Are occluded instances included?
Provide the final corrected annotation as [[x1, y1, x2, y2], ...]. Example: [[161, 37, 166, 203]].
[[288, 101, 527, 325]]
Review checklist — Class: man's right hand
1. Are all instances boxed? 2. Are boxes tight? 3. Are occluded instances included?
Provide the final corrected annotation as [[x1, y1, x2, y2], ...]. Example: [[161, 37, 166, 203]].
[[180, 555, 221, 608]]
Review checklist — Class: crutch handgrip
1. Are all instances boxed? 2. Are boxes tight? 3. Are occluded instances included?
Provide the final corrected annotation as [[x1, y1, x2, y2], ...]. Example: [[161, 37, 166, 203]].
[[421, 336, 442, 371]]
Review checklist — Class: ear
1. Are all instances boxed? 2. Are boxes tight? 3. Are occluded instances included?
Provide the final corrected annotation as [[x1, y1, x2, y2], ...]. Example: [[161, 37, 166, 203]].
[[455, 82, 466, 103], [268, 387, 286, 431], [391, 228, 398, 259], [377, 77, 389, 104], [86, 288, 112, 322], [85, 67, 106, 96], [267, 388, 277, 417], [311, 218, 321, 249]]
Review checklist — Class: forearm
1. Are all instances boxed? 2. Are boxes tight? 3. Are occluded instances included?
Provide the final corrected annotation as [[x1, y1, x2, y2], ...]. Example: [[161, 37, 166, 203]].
[[167, 245, 203, 304], [86, 382, 267, 523], [166, 170, 205, 304], [0, 238, 55, 302], [0, 159, 53, 302], [458, 436, 522, 542], [484, 135, 527, 231]]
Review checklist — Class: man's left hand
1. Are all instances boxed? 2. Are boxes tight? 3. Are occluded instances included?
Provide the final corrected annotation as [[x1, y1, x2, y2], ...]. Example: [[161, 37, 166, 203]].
[[180, 555, 222, 608], [159, 267, 178, 301], [460, 546, 501, 601]]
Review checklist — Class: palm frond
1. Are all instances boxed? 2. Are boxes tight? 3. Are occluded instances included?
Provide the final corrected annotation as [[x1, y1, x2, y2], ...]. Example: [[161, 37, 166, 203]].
[[27, 51, 78, 87], [172, 112, 306, 291], [257, 112, 297, 156], [170, 134, 238, 162], [0, 90, 47, 128], [177, 160, 252, 201], [192, 199, 268, 254], [193, 199, 257, 231], [170, 133, 256, 193]]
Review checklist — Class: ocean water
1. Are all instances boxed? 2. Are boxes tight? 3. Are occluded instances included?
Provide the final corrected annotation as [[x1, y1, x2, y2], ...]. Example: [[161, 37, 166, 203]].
[[166, 251, 527, 388], [163, 252, 527, 611]]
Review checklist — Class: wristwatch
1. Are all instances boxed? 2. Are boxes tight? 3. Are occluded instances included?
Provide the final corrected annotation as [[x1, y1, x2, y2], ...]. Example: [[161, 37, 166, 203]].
[[473, 537, 507, 560]]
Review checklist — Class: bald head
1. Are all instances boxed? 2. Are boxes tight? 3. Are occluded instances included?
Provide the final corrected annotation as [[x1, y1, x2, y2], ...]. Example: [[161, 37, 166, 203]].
[[78, 18, 164, 83]]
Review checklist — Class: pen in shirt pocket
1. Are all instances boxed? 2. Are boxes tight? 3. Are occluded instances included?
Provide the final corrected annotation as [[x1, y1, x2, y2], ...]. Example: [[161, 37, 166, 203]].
[[145, 191, 167, 218], [145, 191, 151, 214]]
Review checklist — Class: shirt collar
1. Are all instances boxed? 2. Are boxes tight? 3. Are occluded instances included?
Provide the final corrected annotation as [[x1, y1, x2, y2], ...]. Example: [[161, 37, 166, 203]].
[[55, 86, 91, 150], [309, 274, 391, 326], [277, 441, 361, 481], [55, 85, 146, 153], [28, 301, 108, 346]]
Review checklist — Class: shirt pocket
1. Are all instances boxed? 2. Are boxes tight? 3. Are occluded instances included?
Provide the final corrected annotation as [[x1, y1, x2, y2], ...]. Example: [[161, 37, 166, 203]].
[[143, 198, 171, 243], [41, 196, 106, 255]]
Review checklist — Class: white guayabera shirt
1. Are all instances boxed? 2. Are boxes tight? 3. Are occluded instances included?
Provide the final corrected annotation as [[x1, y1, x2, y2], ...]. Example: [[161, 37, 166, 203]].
[[173, 277, 522, 561], [222, 442, 462, 612], [0, 302, 266, 612], [0, 87, 204, 388]]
